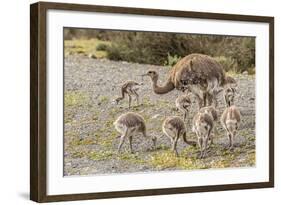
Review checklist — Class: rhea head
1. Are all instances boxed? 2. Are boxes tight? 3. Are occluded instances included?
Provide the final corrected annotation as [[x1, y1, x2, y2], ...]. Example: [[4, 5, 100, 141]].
[[141, 70, 159, 82]]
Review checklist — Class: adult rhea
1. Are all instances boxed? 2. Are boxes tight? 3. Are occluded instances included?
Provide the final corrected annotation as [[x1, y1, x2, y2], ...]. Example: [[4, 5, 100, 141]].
[[142, 53, 229, 107]]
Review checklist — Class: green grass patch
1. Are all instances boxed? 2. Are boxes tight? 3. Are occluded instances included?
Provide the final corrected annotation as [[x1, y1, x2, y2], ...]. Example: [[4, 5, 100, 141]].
[[245, 151, 255, 166], [142, 97, 155, 108], [108, 107, 120, 116], [97, 136, 114, 148], [96, 43, 108, 51], [117, 152, 146, 164], [148, 143, 253, 170], [148, 146, 208, 170], [89, 150, 114, 161], [149, 151, 180, 169], [71, 150, 87, 158], [158, 144, 170, 151], [65, 91, 90, 107], [98, 95, 109, 104], [70, 137, 96, 146], [64, 38, 110, 58], [88, 126, 117, 148]]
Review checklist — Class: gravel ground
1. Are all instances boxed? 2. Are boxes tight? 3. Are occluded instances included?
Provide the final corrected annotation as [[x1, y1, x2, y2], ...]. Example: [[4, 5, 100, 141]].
[[63, 55, 256, 176]]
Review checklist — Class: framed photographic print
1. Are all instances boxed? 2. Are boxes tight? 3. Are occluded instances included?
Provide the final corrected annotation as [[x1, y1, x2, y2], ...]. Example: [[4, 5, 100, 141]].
[[30, 1, 274, 202]]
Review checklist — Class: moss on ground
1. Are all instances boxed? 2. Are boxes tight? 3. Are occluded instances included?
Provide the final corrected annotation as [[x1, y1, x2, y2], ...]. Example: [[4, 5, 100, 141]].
[[146, 141, 255, 171], [89, 150, 114, 161], [117, 153, 146, 164]]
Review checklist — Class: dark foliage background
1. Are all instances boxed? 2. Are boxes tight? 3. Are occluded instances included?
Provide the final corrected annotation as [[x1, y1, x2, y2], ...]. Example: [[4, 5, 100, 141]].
[[64, 28, 255, 73]]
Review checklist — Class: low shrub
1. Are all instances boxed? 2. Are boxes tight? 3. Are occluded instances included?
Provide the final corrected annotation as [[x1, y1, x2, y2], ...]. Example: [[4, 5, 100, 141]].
[[96, 43, 108, 51], [164, 53, 182, 66], [214, 56, 238, 73]]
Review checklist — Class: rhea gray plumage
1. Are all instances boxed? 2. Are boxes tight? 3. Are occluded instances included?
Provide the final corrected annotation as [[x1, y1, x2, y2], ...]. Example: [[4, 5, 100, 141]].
[[114, 112, 156, 153], [192, 112, 214, 158], [220, 105, 241, 150], [162, 116, 196, 156]]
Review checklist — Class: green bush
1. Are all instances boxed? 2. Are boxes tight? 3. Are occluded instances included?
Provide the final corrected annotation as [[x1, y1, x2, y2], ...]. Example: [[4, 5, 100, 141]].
[[96, 43, 108, 51], [214, 56, 237, 73], [104, 32, 255, 73], [105, 32, 190, 65], [105, 43, 124, 61], [219, 37, 255, 73], [164, 53, 182, 66]]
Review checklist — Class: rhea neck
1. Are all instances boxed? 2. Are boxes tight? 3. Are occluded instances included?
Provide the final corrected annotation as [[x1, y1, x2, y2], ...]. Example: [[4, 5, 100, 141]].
[[149, 75, 175, 94], [150, 76, 159, 89]]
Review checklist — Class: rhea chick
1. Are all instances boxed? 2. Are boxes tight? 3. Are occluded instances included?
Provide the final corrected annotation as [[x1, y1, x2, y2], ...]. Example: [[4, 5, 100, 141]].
[[114, 112, 156, 153], [199, 106, 218, 121], [224, 87, 236, 107], [162, 116, 196, 156], [199, 106, 218, 144], [175, 94, 192, 121], [220, 105, 241, 150], [192, 112, 214, 158], [224, 76, 237, 87], [115, 80, 141, 109]]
